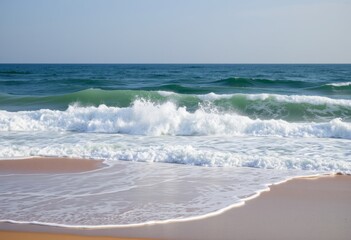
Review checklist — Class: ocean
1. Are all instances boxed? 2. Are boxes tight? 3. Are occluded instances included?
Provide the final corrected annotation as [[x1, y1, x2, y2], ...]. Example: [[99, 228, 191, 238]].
[[0, 64, 350, 227]]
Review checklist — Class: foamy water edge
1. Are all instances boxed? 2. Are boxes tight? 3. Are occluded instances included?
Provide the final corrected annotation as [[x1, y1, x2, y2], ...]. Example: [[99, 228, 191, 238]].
[[0, 172, 330, 229]]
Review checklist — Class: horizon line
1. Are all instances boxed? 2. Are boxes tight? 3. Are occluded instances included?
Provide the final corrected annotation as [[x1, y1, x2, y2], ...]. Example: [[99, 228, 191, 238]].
[[0, 62, 350, 65]]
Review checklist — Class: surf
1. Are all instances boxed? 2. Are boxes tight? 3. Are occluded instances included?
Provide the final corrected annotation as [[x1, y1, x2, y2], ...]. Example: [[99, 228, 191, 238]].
[[1, 99, 350, 139], [1, 89, 351, 121]]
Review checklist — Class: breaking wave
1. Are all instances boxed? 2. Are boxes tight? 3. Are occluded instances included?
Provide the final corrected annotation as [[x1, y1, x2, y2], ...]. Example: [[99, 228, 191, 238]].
[[1, 89, 351, 121], [1, 100, 350, 139]]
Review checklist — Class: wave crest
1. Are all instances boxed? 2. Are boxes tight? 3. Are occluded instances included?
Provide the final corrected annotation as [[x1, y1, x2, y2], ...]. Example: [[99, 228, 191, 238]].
[[1, 100, 351, 139], [2, 89, 351, 121]]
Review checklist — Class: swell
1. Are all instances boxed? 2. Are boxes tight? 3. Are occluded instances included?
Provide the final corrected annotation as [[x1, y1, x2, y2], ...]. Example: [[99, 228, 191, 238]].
[[140, 84, 211, 94], [213, 77, 310, 88], [213, 77, 351, 95], [209, 94, 351, 122], [307, 82, 351, 94], [0, 89, 169, 111]]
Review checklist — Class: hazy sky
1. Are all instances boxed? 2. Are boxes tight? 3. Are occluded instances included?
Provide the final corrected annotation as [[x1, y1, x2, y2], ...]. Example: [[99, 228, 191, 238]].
[[0, 0, 350, 63]]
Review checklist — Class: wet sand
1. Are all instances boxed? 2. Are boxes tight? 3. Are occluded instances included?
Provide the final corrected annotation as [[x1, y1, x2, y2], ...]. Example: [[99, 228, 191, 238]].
[[0, 157, 104, 174], [0, 231, 154, 240], [0, 158, 350, 240]]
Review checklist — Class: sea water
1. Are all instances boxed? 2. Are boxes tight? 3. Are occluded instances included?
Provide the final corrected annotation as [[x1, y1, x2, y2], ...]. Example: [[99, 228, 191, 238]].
[[0, 64, 350, 226]]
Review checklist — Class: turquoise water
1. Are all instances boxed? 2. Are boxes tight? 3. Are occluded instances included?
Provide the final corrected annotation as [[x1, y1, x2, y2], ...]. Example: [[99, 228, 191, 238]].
[[1, 64, 351, 121], [0, 64, 350, 226], [1, 64, 350, 96]]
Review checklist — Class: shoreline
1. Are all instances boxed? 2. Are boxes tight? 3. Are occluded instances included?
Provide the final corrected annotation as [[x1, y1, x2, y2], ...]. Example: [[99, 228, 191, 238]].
[[0, 173, 329, 229], [0, 170, 350, 240], [0, 157, 329, 229]]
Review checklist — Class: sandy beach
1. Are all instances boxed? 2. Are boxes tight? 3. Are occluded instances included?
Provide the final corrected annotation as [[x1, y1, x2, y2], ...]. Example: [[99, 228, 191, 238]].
[[0, 231, 154, 240], [0, 158, 350, 240], [0, 157, 104, 174]]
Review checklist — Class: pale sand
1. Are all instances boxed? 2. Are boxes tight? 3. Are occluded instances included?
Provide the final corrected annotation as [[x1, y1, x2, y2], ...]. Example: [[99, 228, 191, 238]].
[[0, 159, 350, 240], [0, 157, 104, 174]]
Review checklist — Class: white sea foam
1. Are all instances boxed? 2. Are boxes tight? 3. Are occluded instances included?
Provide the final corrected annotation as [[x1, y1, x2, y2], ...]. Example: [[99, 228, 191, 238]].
[[1, 133, 350, 173], [326, 82, 351, 87], [198, 92, 351, 106], [0, 100, 351, 138], [157, 91, 351, 106], [157, 90, 177, 96]]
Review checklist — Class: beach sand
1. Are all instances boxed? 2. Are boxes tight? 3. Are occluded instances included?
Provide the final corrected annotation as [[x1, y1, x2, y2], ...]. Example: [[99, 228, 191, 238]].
[[0, 157, 104, 174], [0, 158, 350, 240], [0, 231, 155, 240]]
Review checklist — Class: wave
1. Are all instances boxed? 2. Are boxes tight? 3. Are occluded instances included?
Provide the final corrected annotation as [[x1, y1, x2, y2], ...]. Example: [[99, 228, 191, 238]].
[[1, 89, 351, 121], [93, 145, 351, 172], [308, 82, 351, 94], [141, 84, 210, 94], [1, 100, 351, 139], [213, 77, 351, 95], [326, 82, 351, 87], [1, 143, 350, 172], [198, 92, 351, 121], [213, 77, 309, 88], [0, 89, 169, 111]]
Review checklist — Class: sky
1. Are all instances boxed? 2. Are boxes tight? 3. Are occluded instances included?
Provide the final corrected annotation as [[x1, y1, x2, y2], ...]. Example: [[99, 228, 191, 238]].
[[0, 0, 350, 63]]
